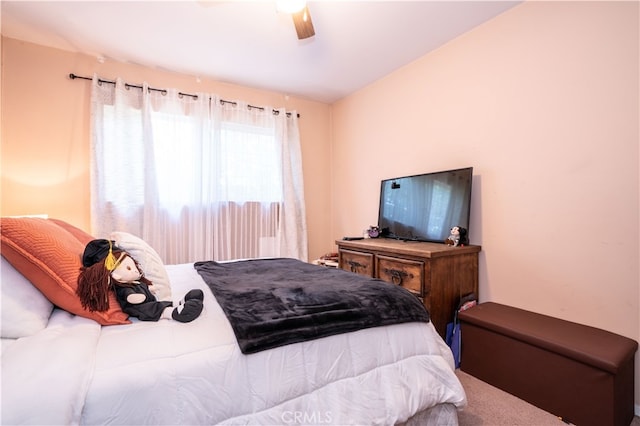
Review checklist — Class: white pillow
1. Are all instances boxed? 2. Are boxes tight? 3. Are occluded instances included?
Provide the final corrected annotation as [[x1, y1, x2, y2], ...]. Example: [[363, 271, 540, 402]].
[[109, 232, 172, 302], [1, 256, 54, 338]]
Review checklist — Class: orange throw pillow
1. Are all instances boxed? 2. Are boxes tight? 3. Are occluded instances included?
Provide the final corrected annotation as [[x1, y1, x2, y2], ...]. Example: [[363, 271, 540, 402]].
[[48, 218, 95, 246], [0, 217, 130, 325]]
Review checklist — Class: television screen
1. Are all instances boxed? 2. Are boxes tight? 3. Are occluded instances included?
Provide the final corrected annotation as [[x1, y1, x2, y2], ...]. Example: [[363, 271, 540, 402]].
[[378, 167, 473, 243]]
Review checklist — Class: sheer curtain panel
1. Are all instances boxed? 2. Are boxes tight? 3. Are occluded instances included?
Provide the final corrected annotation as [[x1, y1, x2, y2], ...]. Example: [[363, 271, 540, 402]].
[[90, 75, 308, 264]]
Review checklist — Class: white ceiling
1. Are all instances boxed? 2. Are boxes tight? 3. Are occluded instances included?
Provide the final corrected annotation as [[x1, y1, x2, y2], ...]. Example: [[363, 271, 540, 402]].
[[1, 1, 520, 104]]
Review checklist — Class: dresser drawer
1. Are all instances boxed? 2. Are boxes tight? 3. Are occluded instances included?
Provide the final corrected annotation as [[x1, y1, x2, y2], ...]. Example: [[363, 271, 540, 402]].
[[335, 238, 480, 339], [339, 249, 374, 277], [376, 255, 424, 297]]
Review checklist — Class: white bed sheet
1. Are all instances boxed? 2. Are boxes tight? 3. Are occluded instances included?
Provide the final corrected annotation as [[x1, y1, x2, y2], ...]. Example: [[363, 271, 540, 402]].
[[3, 262, 466, 425], [2, 310, 101, 425]]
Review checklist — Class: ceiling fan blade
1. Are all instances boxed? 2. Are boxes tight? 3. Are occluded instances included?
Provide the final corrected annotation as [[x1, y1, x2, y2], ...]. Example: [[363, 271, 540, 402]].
[[292, 5, 315, 39]]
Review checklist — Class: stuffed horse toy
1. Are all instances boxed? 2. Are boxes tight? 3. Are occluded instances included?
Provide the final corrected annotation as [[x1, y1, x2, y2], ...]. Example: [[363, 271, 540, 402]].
[[77, 239, 203, 322]]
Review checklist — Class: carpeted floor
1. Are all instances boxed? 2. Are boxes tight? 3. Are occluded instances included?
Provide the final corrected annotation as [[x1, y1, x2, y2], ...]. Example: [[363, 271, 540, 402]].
[[455, 369, 640, 426]]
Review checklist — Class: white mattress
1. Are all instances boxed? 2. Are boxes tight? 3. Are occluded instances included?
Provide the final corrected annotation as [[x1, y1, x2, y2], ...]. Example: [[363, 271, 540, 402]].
[[2, 262, 466, 425]]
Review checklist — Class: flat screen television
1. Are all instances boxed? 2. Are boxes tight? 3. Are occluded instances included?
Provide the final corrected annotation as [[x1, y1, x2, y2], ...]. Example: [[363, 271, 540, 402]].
[[377, 167, 473, 243]]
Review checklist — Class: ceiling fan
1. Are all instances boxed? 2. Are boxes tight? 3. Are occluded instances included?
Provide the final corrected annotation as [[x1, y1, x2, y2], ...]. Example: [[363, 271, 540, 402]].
[[277, 0, 315, 39], [199, 1, 315, 40], [291, 5, 315, 39]]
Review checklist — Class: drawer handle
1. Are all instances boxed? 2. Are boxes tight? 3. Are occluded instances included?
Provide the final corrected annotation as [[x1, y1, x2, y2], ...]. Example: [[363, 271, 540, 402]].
[[386, 268, 408, 285], [347, 260, 364, 273]]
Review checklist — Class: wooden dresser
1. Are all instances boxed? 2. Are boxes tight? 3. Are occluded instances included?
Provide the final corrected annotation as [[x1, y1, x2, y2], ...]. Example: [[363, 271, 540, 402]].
[[335, 238, 480, 339]]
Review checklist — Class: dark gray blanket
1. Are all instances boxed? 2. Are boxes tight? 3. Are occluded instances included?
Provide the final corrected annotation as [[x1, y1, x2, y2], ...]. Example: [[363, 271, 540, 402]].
[[194, 258, 430, 354]]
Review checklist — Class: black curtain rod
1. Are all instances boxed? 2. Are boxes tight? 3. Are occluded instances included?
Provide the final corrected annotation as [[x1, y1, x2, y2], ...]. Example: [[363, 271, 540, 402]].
[[69, 73, 300, 118]]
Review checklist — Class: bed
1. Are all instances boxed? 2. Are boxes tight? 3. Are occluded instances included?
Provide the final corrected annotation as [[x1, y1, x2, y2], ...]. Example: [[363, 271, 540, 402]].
[[1, 217, 466, 425]]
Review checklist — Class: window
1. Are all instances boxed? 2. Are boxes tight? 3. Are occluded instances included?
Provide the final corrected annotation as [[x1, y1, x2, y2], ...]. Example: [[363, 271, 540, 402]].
[[91, 80, 307, 263]]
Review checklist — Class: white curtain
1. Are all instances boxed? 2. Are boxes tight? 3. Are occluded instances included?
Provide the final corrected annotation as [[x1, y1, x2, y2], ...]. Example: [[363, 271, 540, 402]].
[[90, 75, 308, 264]]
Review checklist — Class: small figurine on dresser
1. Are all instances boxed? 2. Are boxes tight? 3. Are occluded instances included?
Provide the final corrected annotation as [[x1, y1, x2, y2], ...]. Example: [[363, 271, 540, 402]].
[[445, 226, 469, 247], [367, 226, 380, 238]]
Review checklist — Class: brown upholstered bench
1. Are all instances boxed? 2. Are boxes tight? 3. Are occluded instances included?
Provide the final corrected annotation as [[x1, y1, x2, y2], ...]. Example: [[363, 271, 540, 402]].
[[459, 302, 637, 426]]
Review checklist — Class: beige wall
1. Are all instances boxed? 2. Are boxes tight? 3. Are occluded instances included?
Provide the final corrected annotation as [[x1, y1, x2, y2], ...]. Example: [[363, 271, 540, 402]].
[[331, 1, 639, 408], [0, 36, 332, 262]]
